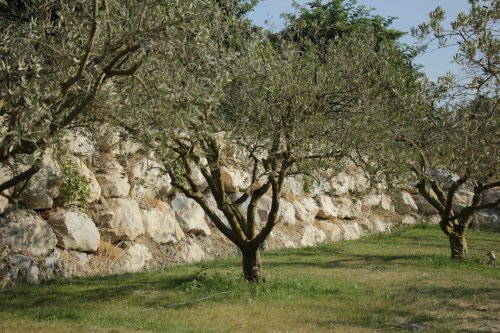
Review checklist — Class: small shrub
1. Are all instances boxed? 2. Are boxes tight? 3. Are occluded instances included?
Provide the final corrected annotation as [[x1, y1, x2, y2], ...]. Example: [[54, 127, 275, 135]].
[[58, 158, 91, 206]]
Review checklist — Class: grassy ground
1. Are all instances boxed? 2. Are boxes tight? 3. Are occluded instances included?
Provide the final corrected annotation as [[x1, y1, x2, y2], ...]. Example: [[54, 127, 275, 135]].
[[0, 224, 499, 333]]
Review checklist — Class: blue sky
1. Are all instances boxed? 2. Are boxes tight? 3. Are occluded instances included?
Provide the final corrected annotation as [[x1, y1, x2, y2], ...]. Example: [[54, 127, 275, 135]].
[[247, 0, 470, 81]]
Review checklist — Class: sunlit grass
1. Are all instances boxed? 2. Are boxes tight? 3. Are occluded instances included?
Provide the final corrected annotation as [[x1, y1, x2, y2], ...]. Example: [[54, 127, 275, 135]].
[[1, 225, 498, 333]]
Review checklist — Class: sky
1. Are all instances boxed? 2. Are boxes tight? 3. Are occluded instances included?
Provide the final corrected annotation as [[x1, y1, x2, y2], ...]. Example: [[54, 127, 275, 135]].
[[247, 0, 470, 82]]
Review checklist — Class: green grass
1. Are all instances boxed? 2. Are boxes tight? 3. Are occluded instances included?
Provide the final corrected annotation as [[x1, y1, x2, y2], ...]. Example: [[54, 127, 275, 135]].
[[1, 225, 499, 333]]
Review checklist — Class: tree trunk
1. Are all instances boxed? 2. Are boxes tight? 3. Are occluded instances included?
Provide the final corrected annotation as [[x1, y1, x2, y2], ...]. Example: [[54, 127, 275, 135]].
[[448, 233, 467, 260], [242, 248, 262, 282]]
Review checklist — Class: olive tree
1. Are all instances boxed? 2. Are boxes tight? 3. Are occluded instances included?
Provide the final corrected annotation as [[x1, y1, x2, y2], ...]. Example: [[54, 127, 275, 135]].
[[0, 0, 211, 203], [117, 1, 418, 280], [374, 0, 499, 259]]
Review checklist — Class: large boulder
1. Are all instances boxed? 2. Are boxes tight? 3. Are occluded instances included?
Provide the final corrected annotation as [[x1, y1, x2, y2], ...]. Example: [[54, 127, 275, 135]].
[[333, 197, 362, 220], [315, 195, 338, 219], [48, 210, 100, 252], [127, 158, 171, 202], [0, 209, 57, 257], [282, 177, 304, 196], [118, 243, 152, 273], [475, 210, 499, 229], [94, 159, 130, 198], [316, 220, 342, 242], [141, 203, 185, 244], [63, 129, 95, 156], [9, 254, 40, 283], [278, 199, 296, 225], [339, 221, 362, 240], [171, 195, 211, 236], [97, 198, 144, 242], [300, 224, 326, 247], [293, 197, 319, 224], [396, 191, 418, 215], [17, 152, 63, 210]]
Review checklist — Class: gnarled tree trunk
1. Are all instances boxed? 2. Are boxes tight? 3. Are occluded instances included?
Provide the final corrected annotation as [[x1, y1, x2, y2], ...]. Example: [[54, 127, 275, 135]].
[[448, 232, 467, 260], [242, 248, 262, 282]]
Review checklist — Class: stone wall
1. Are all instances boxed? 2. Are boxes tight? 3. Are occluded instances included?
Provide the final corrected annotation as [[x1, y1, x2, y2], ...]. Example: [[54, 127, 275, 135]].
[[2, 128, 495, 286]]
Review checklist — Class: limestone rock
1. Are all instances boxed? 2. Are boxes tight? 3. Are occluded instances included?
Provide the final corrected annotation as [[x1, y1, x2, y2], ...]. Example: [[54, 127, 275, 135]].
[[0, 196, 8, 214], [48, 210, 100, 252], [17, 152, 62, 210], [401, 215, 418, 226], [426, 215, 441, 224], [300, 224, 326, 247], [63, 129, 95, 156], [315, 195, 338, 219], [11, 254, 40, 283], [0, 209, 57, 257], [278, 199, 296, 225], [396, 191, 418, 215], [293, 197, 319, 224], [220, 167, 250, 193], [95, 159, 130, 198], [333, 197, 362, 220], [316, 220, 342, 242], [339, 221, 362, 240], [128, 158, 171, 201], [97, 198, 144, 242], [141, 205, 185, 244], [171, 195, 211, 236], [180, 242, 206, 263], [118, 243, 152, 273], [475, 210, 499, 229], [282, 177, 304, 196]]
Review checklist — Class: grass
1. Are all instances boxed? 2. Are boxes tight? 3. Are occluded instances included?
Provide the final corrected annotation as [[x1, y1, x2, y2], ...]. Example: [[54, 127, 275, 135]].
[[0, 224, 499, 333]]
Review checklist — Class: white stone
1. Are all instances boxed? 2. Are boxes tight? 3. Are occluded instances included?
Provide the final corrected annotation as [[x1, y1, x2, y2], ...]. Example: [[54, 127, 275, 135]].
[[333, 197, 362, 220], [278, 199, 296, 225], [98, 198, 144, 242], [282, 177, 303, 195], [316, 220, 342, 242], [0, 196, 8, 214], [380, 194, 394, 211], [17, 151, 62, 210], [171, 195, 211, 236], [63, 129, 95, 156], [475, 210, 499, 228], [300, 224, 326, 247], [95, 159, 130, 198], [0, 209, 57, 257], [293, 197, 319, 224], [220, 167, 250, 193], [180, 242, 206, 263], [396, 191, 418, 215], [340, 221, 362, 240], [204, 193, 230, 227], [362, 193, 382, 209], [12, 254, 40, 283], [128, 158, 171, 201], [48, 210, 100, 252], [141, 206, 184, 244], [426, 215, 441, 224], [315, 195, 338, 219], [401, 215, 418, 226], [369, 215, 391, 233], [44, 248, 60, 271], [119, 243, 152, 273]]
